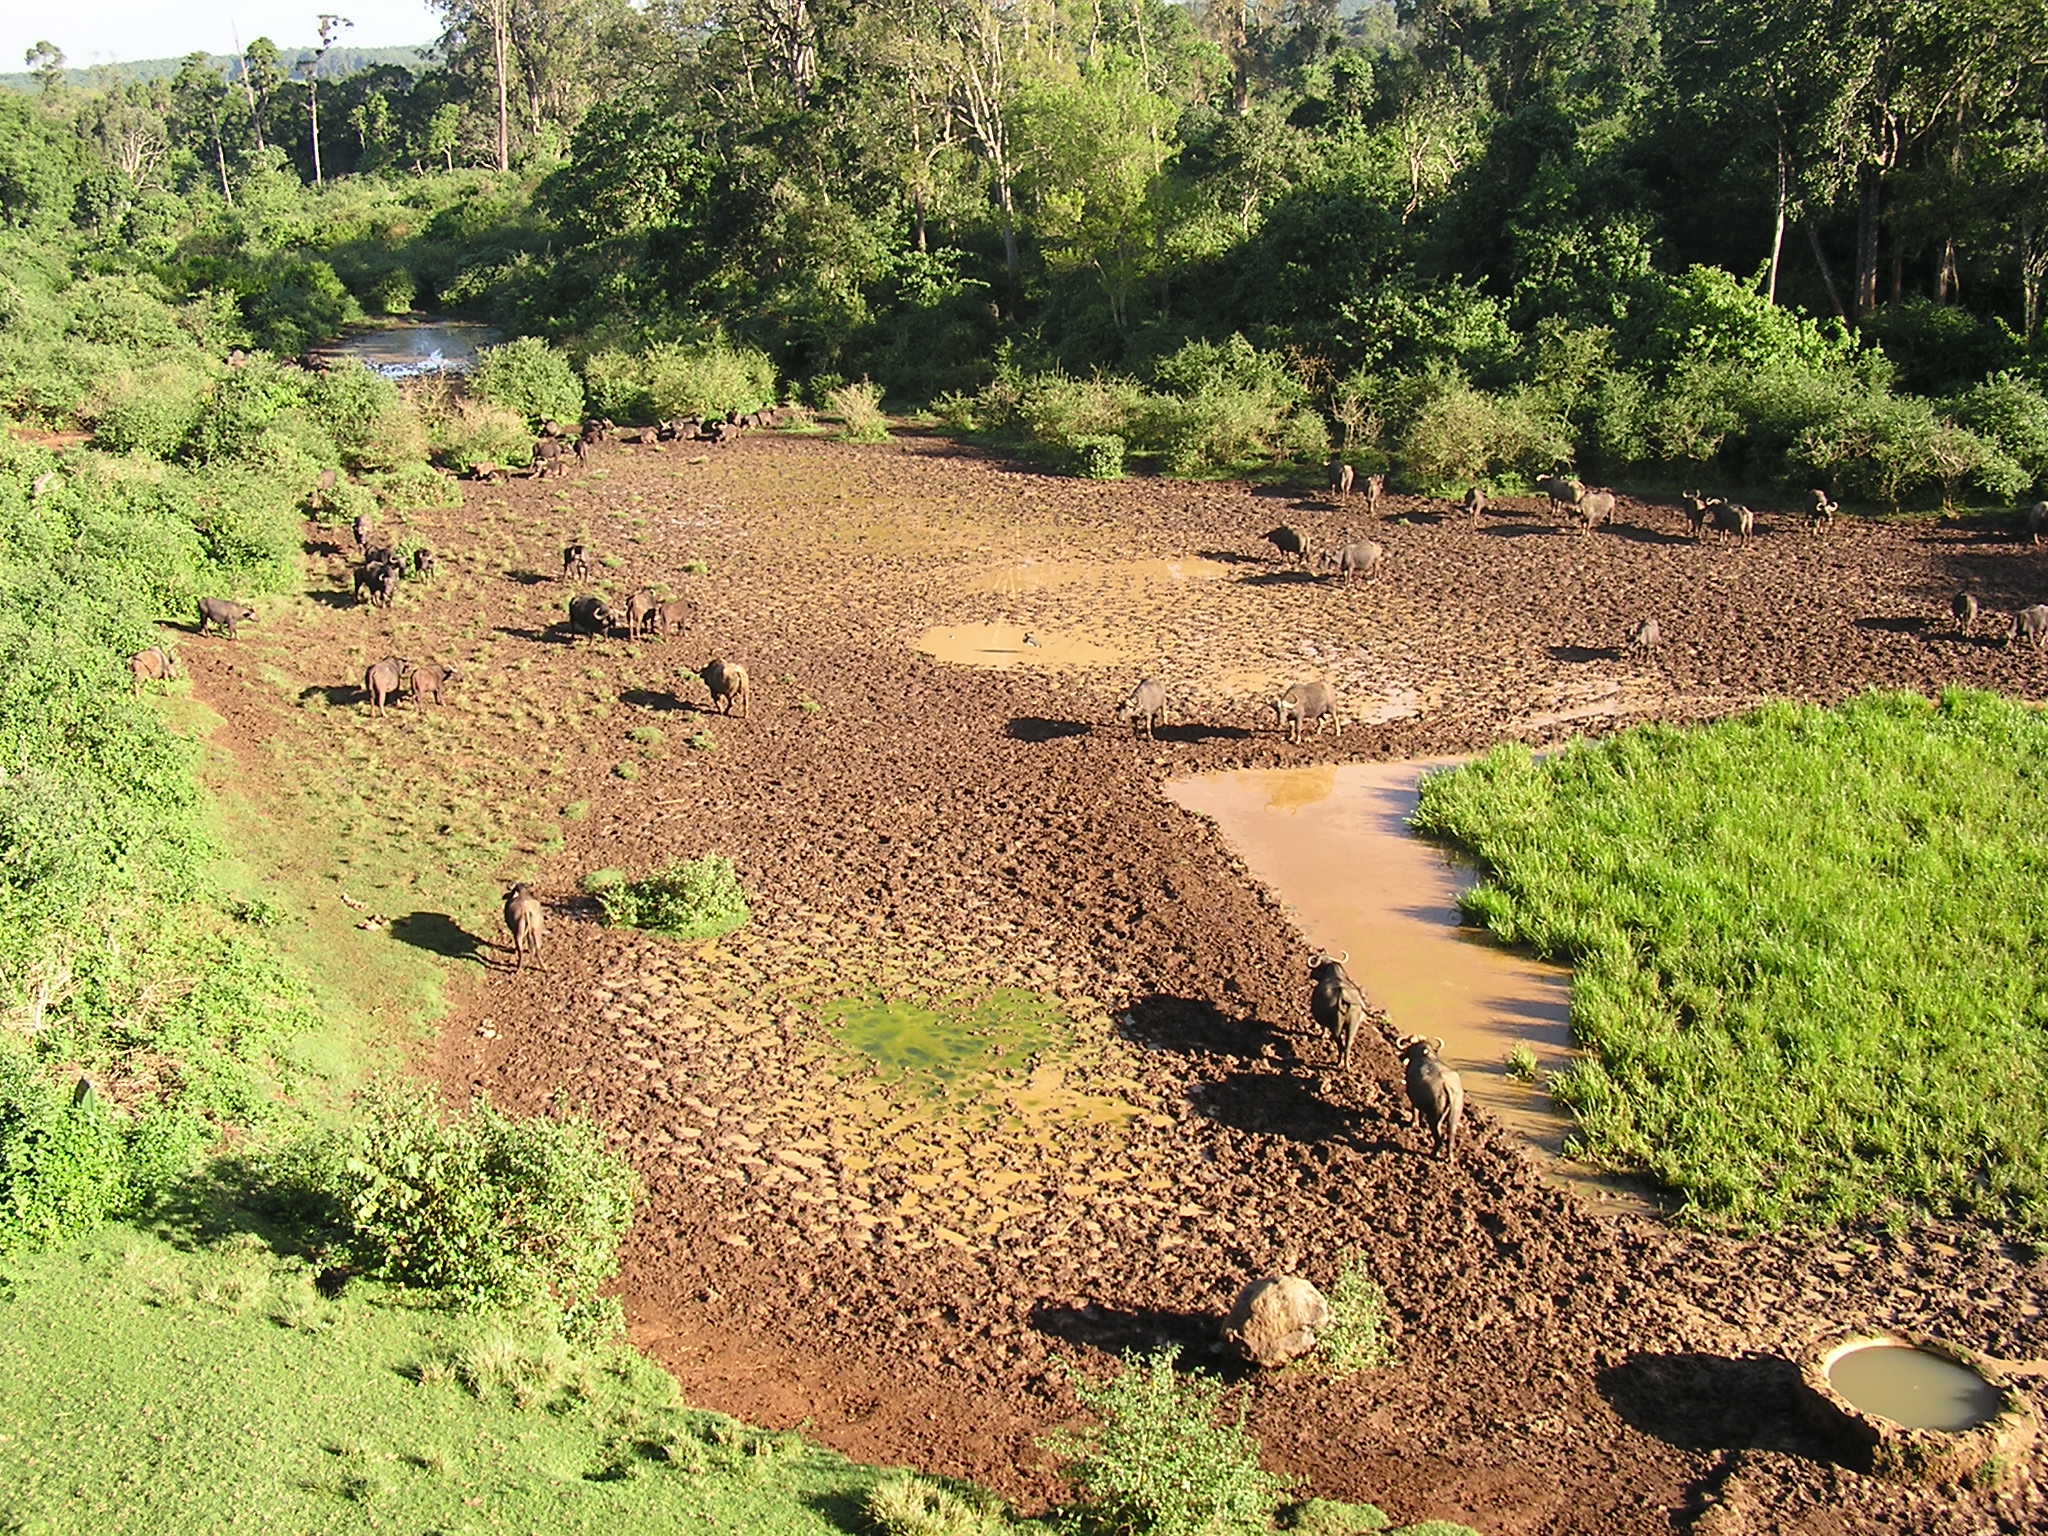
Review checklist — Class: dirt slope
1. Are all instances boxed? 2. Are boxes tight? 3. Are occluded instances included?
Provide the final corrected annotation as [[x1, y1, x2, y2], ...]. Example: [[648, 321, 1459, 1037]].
[[181, 431, 2048, 1534]]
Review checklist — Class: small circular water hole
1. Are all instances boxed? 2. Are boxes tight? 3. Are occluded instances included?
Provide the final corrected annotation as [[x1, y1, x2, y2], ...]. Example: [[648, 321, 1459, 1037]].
[[1825, 1341, 2005, 1432]]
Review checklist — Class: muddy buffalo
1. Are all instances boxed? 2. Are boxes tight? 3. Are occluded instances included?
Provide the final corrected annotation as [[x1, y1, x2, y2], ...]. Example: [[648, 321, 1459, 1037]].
[[625, 588, 660, 640], [409, 661, 456, 708], [363, 656, 407, 716], [562, 543, 593, 582], [1116, 677, 1168, 738], [1318, 541, 1385, 583], [1309, 952, 1368, 1070], [129, 646, 179, 695], [1401, 1035, 1464, 1161], [197, 598, 257, 639], [1272, 681, 1341, 743], [503, 883, 543, 970], [700, 659, 751, 717]]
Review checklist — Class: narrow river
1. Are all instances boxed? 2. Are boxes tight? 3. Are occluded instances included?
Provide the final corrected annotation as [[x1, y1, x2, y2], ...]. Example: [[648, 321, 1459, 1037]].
[[1168, 759, 1658, 1214]]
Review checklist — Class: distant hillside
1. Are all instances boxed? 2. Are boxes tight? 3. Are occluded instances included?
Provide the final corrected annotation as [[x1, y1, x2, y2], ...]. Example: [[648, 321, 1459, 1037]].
[[0, 44, 432, 91]]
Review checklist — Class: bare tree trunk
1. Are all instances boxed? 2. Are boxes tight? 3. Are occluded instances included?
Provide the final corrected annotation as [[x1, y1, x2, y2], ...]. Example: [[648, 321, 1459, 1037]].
[[2023, 213, 2046, 339], [310, 78, 323, 184], [215, 126, 234, 204], [235, 35, 264, 150], [1766, 129, 1789, 304], [1806, 219, 1848, 322], [1230, 0, 1251, 115], [492, 0, 511, 172], [1855, 160, 1881, 315], [1938, 238, 1959, 300]]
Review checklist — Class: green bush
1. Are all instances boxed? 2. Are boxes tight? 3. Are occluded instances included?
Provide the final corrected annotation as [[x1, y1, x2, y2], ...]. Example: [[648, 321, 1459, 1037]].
[[1950, 374, 2048, 492], [865, 1473, 1007, 1536], [91, 363, 210, 458], [185, 357, 315, 466], [428, 397, 534, 474], [0, 1057, 127, 1256], [1048, 1348, 1287, 1536], [363, 460, 460, 512], [1070, 434, 1126, 479], [307, 363, 407, 472], [325, 1080, 639, 1320], [827, 378, 891, 442], [1399, 383, 1570, 488], [1319, 1254, 1394, 1377], [366, 267, 417, 316], [594, 856, 749, 941], [473, 337, 585, 427]]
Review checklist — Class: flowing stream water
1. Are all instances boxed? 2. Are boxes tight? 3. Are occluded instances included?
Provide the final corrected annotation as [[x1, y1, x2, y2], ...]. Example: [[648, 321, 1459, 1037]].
[[1167, 759, 1658, 1213], [320, 317, 502, 378]]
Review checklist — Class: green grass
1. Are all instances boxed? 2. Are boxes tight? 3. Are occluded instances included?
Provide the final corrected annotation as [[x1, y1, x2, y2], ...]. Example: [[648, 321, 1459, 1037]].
[[0, 1225, 926, 1534], [1318, 1254, 1394, 1378], [592, 856, 748, 940], [1412, 689, 2048, 1234]]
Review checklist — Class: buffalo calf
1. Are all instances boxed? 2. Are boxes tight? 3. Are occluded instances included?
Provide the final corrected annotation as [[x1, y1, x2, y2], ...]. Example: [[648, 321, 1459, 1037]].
[[197, 598, 257, 639]]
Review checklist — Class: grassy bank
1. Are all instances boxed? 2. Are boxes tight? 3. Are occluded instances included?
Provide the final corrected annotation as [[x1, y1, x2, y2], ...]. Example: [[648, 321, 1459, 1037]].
[[0, 1223, 900, 1534], [1413, 690, 2048, 1235]]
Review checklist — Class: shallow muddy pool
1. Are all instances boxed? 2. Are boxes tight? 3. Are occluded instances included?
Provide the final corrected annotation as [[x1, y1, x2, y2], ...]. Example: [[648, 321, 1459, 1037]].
[[1168, 760, 1656, 1211], [323, 317, 502, 378], [1826, 1343, 2006, 1432], [915, 623, 1129, 670]]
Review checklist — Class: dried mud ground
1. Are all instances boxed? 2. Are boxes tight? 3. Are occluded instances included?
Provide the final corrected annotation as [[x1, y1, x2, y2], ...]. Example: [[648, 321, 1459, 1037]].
[[181, 431, 2048, 1535]]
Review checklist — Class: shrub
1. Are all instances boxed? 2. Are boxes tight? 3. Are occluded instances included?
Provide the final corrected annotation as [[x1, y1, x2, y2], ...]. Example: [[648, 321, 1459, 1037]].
[[366, 267, 417, 316], [827, 378, 890, 442], [594, 856, 749, 940], [91, 363, 210, 459], [363, 460, 460, 512], [1070, 434, 1126, 479], [308, 363, 426, 473], [0, 1056, 127, 1256], [325, 1080, 639, 1319], [428, 397, 533, 475], [642, 339, 776, 421], [472, 337, 585, 426], [184, 357, 315, 466], [1319, 1254, 1394, 1376], [865, 1473, 1006, 1536], [1400, 383, 1570, 488], [1950, 374, 2048, 492], [1048, 1348, 1287, 1536]]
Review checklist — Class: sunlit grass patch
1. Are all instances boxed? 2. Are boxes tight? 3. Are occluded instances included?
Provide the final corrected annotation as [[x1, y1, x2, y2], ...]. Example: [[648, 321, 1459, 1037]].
[[1415, 689, 2048, 1234]]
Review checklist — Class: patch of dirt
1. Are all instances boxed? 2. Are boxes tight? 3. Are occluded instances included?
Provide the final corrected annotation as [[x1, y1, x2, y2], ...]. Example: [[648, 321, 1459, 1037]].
[[175, 436, 2048, 1534]]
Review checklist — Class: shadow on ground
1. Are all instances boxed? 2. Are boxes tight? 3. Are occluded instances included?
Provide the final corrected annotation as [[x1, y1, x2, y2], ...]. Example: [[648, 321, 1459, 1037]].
[[390, 910, 489, 964]]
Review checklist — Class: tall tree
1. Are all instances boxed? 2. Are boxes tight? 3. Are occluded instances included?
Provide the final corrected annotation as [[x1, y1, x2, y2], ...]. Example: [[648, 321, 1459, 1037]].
[[305, 13, 355, 184]]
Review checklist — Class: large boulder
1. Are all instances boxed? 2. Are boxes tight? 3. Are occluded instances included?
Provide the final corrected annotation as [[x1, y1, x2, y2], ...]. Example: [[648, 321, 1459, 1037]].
[[1223, 1275, 1331, 1368]]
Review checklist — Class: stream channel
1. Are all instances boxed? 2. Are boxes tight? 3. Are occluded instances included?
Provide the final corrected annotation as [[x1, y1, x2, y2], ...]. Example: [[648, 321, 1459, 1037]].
[[1168, 759, 1658, 1214], [319, 317, 502, 378]]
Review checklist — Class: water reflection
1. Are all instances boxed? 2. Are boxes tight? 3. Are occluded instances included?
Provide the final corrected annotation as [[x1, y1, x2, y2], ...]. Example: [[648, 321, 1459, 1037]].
[[1168, 759, 1657, 1213]]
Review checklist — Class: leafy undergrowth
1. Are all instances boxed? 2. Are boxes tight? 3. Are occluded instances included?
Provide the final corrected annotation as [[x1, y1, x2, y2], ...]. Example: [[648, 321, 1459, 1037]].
[[1413, 688, 2048, 1234], [0, 1224, 909, 1535]]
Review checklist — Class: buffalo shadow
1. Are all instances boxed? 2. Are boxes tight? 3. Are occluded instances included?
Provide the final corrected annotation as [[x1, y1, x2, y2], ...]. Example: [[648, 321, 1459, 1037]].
[[298, 683, 359, 707], [1238, 568, 1320, 587], [495, 624, 579, 646], [1119, 993, 1270, 1061], [1192, 549, 1270, 567], [1854, 615, 1930, 636], [1029, 1300, 1222, 1373], [390, 911, 488, 964], [1009, 716, 1093, 742], [1152, 721, 1254, 744], [1603, 522, 1696, 547], [504, 569, 553, 586], [621, 687, 698, 713], [1481, 524, 1561, 541], [1548, 644, 1621, 664], [1599, 1352, 1834, 1462], [1190, 1068, 1385, 1149], [305, 587, 359, 610]]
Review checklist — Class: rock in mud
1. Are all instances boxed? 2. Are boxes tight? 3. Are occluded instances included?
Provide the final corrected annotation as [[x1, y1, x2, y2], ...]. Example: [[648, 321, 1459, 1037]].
[[1223, 1275, 1330, 1368]]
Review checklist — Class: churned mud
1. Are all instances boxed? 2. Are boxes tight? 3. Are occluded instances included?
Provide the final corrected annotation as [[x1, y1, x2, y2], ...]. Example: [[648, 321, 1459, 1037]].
[[176, 430, 2048, 1535]]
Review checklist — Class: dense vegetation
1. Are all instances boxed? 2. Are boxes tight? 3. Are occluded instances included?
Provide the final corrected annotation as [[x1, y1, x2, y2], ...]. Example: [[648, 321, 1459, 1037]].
[[1414, 690, 2048, 1235], [7, 0, 2048, 497]]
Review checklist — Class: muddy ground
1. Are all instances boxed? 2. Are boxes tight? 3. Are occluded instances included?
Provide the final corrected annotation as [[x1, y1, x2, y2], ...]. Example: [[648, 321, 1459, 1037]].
[[183, 432, 2048, 1534]]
